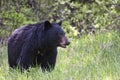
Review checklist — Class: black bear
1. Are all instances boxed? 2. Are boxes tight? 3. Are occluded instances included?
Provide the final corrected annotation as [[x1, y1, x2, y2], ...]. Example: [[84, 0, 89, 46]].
[[8, 20, 70, 71]]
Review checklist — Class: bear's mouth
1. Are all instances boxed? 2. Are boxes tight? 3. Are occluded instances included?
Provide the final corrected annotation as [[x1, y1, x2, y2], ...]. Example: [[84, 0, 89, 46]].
[[59, 44, 67, 48], [59, 42, 70, 48]]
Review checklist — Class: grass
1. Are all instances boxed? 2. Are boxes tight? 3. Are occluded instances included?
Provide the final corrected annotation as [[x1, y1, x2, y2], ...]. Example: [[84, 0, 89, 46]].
[[0, 31, 120, 80]]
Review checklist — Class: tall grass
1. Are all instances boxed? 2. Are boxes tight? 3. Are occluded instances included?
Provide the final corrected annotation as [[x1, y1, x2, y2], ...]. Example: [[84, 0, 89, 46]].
[[0, 31, 120, 80]]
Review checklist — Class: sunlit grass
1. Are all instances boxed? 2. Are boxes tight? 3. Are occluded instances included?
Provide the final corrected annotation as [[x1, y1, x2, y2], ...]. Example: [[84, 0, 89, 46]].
[[0, 31, 120, 80]]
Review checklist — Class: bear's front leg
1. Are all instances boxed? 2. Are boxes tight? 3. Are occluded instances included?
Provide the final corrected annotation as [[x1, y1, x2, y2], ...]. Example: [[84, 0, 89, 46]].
[[17, 47, 36, 70], [37, 48, 57, 72]]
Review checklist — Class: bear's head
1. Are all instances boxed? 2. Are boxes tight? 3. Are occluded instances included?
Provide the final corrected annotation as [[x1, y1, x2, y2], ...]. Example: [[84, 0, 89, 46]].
[[41, 20, 70, 48]]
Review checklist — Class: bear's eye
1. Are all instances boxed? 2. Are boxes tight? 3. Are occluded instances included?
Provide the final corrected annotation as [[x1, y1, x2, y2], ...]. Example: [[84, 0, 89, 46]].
[[58, 32, 65, 36]]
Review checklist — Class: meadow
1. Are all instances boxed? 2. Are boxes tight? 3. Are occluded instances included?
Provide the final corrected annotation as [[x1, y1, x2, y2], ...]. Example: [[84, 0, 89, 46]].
[[0, 31, 120, 80]]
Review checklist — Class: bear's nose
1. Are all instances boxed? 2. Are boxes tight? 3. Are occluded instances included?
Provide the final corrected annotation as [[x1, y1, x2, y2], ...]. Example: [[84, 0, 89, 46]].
[[66, 41, 70, 45]]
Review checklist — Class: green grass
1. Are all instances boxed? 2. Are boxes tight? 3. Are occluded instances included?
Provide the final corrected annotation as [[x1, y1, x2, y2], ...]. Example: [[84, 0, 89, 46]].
[[0, 31, 120, 80]]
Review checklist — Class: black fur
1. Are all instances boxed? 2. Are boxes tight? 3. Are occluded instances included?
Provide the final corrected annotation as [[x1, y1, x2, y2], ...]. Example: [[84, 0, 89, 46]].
[[8, 20, 70, 71]]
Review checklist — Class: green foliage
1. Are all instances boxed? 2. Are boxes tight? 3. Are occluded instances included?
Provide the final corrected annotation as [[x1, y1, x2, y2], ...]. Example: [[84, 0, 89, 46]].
[[0, 0, 120, 37], [62, 21, 79, 37], [0, 31, 120, 80]]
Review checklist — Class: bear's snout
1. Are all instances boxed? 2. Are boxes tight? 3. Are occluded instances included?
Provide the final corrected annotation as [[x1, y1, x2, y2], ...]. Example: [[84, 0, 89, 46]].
[[66, 40, 70, 45], [59, 36, 70, 48]]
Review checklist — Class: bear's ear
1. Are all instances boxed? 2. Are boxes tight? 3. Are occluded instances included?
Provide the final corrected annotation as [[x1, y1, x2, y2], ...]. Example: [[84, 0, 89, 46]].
[[44, 20, 52, 31], [58, 20, 62, 26]]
